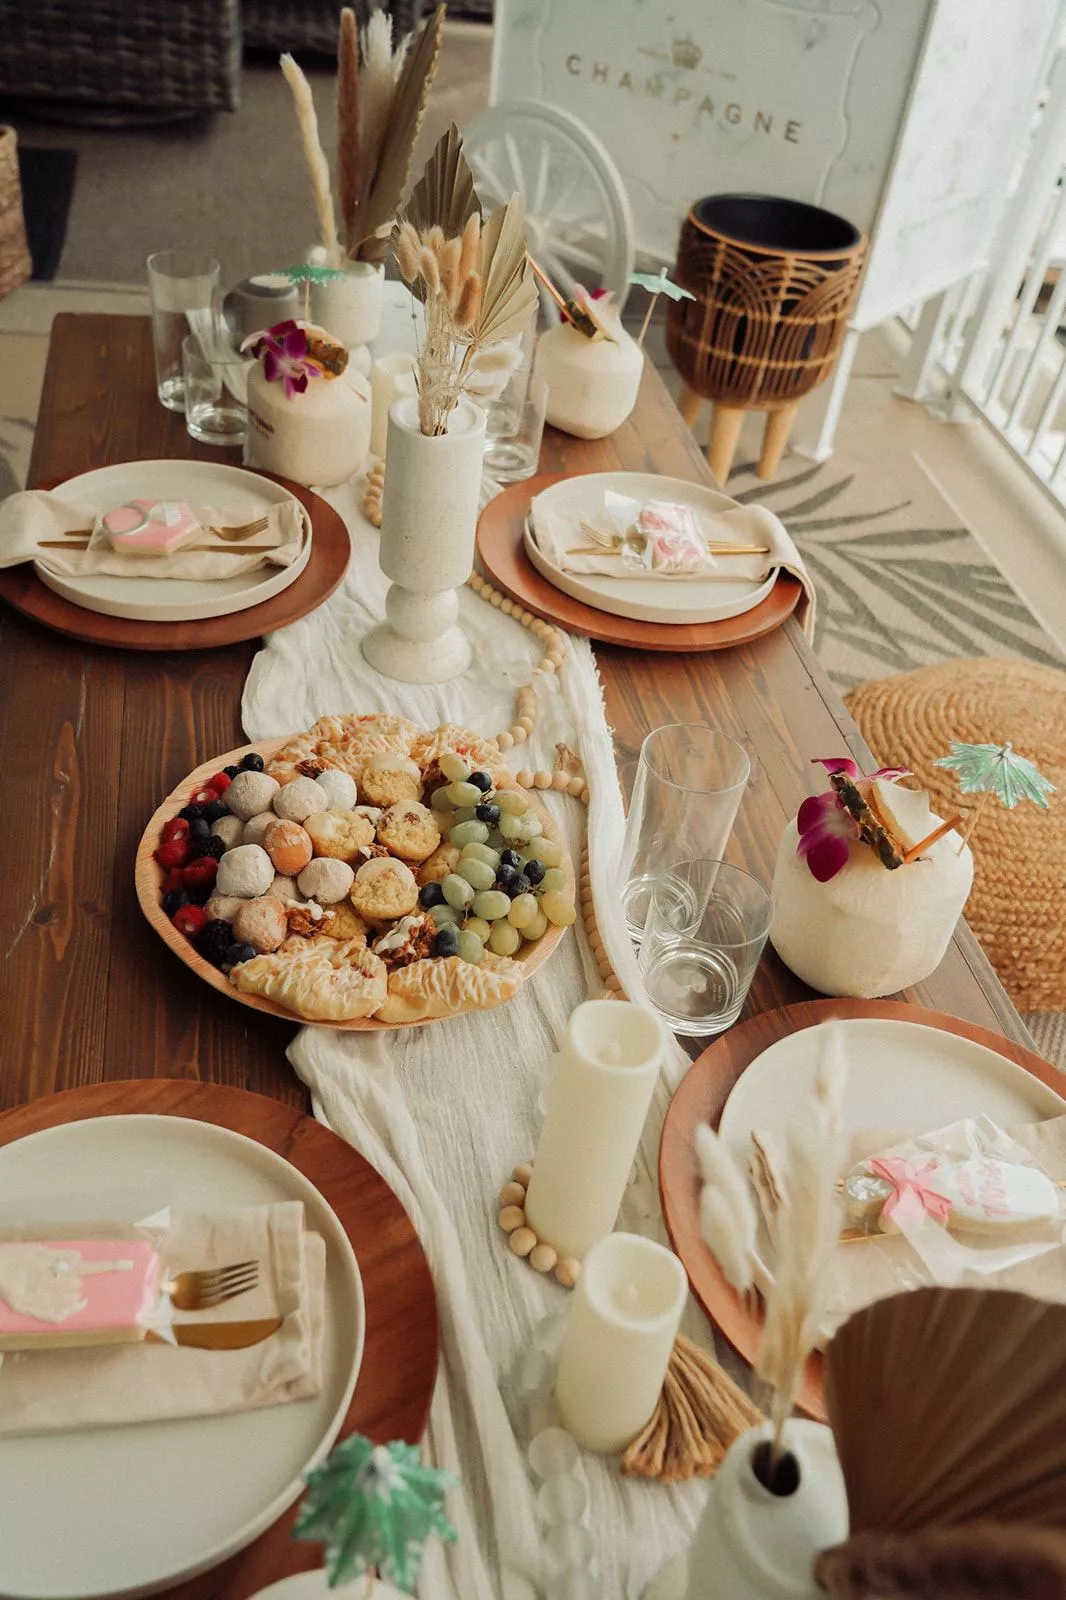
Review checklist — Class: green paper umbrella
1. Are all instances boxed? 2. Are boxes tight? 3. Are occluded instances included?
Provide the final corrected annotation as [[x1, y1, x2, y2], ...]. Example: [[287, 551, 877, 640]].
[[936, 740, 1055, 809], [628, 267, 696, 346], [294, 1435, 457, 1593], [275, 262, 348, 320]]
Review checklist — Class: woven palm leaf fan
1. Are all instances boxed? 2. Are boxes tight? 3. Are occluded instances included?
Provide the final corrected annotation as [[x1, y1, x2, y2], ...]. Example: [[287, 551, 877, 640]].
[[816, 1523, 1066, 1600], [822, 1287, 1066, 1536]]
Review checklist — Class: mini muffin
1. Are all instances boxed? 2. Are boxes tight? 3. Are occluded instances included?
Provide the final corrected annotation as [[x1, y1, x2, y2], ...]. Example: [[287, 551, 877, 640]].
[[225, 770, 281, 821], [232, 895, 288, 954], [313, 768, 358, 810], [210, 814, 245, 850], [273, 775, 328, 824], [262, 818, 314, 876], [359, 751, 424, 808], [216, 843, 274, 899], [304, 808, 376, 865], [242, 812, 276, 847], [350, 855, 419, 924], [376, 801, 441, 863], [317, 902, 369, 945], [417, 842, 462, 886], [297, 857, 356, 905]]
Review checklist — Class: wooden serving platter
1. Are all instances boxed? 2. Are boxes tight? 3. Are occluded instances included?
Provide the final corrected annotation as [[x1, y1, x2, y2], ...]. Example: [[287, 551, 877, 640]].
[[0, 472, 350, 652], [135, 737, 576, 1031], [0, 1079, 438, 1600], [477, 473, 803, 652], [658, 998, 1066, 1420]]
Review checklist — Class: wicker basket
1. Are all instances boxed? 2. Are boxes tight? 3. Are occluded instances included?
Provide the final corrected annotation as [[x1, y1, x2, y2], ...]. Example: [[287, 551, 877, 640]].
[[666, 193, 866, 482], [0, 127, 32, 302]]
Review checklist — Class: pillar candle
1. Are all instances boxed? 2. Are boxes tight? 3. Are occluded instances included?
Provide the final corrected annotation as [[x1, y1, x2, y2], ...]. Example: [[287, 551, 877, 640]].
[[555, 1232, 687, 1453], [370, 352, 417, 459], [524, 1000, 665, 1260]]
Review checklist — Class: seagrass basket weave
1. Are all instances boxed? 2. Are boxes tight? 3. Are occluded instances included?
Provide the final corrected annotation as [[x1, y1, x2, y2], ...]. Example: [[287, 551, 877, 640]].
[[0, 127, 31, 301], [666, 193, 866, 482]]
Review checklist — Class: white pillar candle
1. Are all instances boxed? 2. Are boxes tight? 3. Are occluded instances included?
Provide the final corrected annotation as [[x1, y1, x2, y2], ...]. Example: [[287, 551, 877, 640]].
[[556, 1232, 687, 1453], [524, 1001, 665, 1260], [370, 352, 417, 459]]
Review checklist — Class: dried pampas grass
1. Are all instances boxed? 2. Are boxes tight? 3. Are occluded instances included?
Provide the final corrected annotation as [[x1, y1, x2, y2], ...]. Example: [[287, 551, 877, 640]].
[[280, 53, 341, 268], [694, 1124, 757, 1296], [336, 9, 360, 253]]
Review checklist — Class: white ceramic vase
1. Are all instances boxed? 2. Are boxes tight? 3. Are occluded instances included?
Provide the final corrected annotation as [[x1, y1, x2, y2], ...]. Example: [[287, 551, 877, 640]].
[[646, 1420, 848, 1600], [244, 361, 371, 488], [532, 321, 644, 438], [362, 394, 487, 683], [309, 261, 384, 376], [770, 784, 974, 998]]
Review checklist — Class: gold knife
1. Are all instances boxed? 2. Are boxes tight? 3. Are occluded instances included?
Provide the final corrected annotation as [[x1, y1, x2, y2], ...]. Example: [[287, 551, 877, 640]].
[[146, 1316, 283, 1349]]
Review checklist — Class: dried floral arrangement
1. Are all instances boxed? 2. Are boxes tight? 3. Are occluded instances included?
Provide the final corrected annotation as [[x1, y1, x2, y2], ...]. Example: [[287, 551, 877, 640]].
[[393, 123, 538, 436], [281, 4, 445, 269]]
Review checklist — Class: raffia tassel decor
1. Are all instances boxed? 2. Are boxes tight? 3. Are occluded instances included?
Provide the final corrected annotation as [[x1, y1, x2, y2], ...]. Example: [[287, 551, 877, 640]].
[[0, 126, 32, 301], [620, 1334, 764, 1482]]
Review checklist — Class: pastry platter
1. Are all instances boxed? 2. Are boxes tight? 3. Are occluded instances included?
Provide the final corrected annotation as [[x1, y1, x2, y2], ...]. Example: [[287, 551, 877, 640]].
[[135, 720, 576, 1032], [478, 473, 803, 652], [658, 999, 1066, 1420]]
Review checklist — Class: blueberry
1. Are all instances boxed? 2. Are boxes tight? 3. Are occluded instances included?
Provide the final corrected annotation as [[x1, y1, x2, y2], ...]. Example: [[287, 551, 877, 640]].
[[162, 888, 190, 917], [475, 802, 501, 825], [223, 764, 240, 779], [188, 817, 210, 841], [524, 859, 546, 885], [197, 835, 226, 861], [469, 770, 493, 793], [224, 942, 256, 968], [496, 863, 519, 889], [196, 919, 234, 967], [500, 848, 521, 869], [419, 881, 446, 908], [432, 925, 460, 958], [203, 799, 229, 823], [239, 751, 265, 772], [179, 802, 207, 822], [505, 873, 531, 899]]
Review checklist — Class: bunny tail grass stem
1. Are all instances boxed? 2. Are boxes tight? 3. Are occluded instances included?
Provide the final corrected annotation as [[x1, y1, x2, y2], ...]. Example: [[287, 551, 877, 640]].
[[280, 53, 341, 268], [337, 8, 360, 252]]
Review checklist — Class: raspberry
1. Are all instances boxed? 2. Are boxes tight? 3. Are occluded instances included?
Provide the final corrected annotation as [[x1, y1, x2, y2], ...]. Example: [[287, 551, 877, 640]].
[[161, 867, 185, 894], [172, 904, 207, 938], [182, 857, 219, 895], [155, 837, 190, 870], [207, 771, 232, 794], [161, 816, 190, 844], [192, 786, 219, 805]]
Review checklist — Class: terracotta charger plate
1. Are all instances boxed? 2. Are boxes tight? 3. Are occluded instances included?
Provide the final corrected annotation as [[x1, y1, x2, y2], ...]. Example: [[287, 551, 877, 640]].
[[136, 736, 576, 1031], [658, 998, 1066, 1421], [0, 471, 350, 652], [477, 472, 803, 652], [0, 1079, 438, 1600]]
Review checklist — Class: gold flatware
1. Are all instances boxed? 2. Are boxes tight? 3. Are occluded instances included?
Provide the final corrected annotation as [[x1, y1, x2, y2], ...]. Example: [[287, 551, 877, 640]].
[[211, 517, 269, 542], [37, 541, 280, 555], [146, 1316, 282, 1350], [566, 544, 771, 558], [164, 1259, 259, 1310], [577, 517, 769, 556]]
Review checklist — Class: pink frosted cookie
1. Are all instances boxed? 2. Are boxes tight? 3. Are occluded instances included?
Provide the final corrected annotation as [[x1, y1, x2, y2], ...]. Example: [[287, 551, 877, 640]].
[[101, 499, 201, 556], [0, 1237, 162, 1349]]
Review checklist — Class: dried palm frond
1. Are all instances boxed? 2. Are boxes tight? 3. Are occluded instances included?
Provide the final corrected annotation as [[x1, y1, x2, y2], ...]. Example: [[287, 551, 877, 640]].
[[336, 9, 360, 252], [474, 195, 538, 346], [280, 53, 341, 268], [694, 1124, 757, 1295], [403, 120, 481, 249]]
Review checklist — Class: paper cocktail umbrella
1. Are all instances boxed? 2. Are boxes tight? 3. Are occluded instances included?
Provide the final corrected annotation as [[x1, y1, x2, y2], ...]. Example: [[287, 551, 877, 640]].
[[275, 261, 347, 321], [816, 1522, 1066, 1600], [935, 739, 1056, 853], [820, 1287, 1066, 1540], [627, 267, 696, 347]]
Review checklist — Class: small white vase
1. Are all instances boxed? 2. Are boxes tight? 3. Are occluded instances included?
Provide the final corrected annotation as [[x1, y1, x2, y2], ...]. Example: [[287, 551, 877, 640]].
[[533, 321, 644, 439], [770, 784, 974, 998], [362, 394, 487, 683], [244, 361, 371, 488], [309, 261, 384, 376], [669, 1420, 848, 1600]]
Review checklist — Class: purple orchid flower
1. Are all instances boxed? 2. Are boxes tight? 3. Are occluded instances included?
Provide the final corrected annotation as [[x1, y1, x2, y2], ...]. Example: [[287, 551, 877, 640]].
[[259, 320, 320, 400], [796, 757, 911, 882]]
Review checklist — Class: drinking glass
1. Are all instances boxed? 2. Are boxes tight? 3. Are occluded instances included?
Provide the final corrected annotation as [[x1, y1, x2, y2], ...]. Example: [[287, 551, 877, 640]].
[[483, 377, 548, 481], [147, 249, 221, 411], [640, 859, 773, 1036], [182, 334, 248, 446], [620, 724, 750, 940]]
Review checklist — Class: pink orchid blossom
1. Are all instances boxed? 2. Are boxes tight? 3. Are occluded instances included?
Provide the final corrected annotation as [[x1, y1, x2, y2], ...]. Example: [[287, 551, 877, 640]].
[[796, 757, 911, 882], [259, 320, 320, 400]]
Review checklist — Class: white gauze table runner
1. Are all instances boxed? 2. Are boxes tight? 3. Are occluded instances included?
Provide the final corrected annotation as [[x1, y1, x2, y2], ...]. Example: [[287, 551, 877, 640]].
[[242, 477, 720, 1599]]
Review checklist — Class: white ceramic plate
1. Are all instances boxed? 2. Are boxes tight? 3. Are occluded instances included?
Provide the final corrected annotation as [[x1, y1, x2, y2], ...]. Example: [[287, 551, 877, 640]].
[[34, 461, 311, 623], [0, 1115, 363, 1600], [526, 472, 777, 625]]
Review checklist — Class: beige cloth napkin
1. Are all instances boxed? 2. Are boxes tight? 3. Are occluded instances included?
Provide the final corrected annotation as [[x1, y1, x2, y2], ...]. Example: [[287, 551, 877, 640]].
[[0, 1202, 326, 1436], [750, 1118, 1066, 1328], [0, 490, 309, 581], [529, 495, 815, 638]]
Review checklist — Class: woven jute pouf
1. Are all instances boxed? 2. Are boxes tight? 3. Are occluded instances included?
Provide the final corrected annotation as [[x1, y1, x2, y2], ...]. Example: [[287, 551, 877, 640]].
[[845, 658, 1065, 1012], [0, 126, 31, 300]]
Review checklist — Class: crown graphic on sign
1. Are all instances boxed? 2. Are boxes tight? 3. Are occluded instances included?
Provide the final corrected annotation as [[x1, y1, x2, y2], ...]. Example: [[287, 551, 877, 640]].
[[672, 34, 702, 69]]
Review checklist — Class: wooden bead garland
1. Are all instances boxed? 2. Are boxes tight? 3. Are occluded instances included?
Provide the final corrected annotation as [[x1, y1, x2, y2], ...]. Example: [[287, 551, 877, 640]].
[[497, 1163, 581, 1289], [362, 458, 385, 528]]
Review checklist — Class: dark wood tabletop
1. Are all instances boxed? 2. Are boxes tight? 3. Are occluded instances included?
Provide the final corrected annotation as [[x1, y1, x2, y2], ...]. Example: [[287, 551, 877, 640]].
[[0, 312, 1031, 1115]]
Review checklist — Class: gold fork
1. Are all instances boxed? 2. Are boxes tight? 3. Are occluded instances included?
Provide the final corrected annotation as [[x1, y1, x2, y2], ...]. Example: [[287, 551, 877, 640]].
[[164, 1259, 259, 1311], [210, 517, 269, 542], [575, 518, 770, 557]]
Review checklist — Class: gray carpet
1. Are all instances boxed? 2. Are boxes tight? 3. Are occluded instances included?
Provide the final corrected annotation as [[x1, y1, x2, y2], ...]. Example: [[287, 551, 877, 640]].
[[4, 21, 491, 288]]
